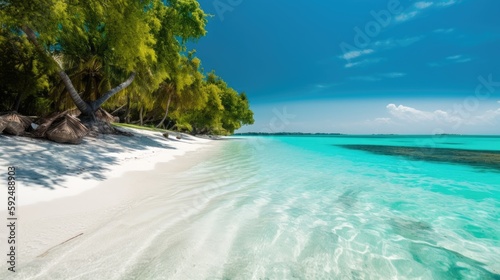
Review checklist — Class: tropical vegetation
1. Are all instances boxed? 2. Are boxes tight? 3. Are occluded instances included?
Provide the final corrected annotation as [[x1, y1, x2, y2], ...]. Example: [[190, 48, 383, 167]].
[[0, 0, 253, 135]]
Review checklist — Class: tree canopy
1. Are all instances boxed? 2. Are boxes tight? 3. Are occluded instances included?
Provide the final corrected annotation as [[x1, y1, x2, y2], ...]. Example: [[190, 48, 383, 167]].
[[0, 0, 253, 135]]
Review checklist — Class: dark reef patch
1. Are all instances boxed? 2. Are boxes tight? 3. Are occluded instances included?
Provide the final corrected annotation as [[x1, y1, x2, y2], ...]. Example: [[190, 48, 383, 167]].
[[409, 242, 500, 279], [337, 145, 500, 172], [389, 217, 434, 241], [336, 189, 359, 209]]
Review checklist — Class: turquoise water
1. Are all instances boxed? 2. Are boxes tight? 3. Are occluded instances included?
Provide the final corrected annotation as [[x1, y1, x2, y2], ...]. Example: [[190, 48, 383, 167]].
[[172, 135, 500, 279], [9, 135, 500, 279]]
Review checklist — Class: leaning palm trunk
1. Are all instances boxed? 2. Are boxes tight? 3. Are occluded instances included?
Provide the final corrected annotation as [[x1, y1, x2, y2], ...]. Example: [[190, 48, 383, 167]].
[[22, 26, 91, 115], [22, 25, 135, 123], [57, 71, 92, 114], [90, 73, 136, 112], [157, 92, 173, 128], [139, 107, 144, 126]]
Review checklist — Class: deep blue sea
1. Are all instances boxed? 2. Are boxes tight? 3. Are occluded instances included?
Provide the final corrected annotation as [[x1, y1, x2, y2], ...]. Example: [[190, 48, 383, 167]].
[[170, 135, 500, 279]]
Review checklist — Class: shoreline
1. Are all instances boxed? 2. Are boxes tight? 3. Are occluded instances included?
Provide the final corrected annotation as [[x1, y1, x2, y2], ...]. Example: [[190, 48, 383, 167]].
[[0, 128, 224, 269], [1, 134, 499, 278], [0, 127, 215, 206]]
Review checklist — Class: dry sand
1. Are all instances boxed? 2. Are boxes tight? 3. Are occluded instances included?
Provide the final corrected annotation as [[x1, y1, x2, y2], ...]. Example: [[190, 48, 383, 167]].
[[0, 127, 222, 278]]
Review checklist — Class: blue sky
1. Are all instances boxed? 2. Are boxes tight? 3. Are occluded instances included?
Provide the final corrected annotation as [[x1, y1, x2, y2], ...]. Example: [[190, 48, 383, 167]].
[[191, 0, 500, 134]]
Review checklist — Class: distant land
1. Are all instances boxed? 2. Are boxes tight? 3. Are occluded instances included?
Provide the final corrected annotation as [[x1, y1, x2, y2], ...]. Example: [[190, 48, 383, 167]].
[[232, 133, 500, 137], [234, 132, 344, 136]]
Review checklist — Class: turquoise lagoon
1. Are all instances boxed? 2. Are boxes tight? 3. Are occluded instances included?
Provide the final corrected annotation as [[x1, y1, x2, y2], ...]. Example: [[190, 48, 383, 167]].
[[16, 135, 499, 279], [167, 135, 500, 279]]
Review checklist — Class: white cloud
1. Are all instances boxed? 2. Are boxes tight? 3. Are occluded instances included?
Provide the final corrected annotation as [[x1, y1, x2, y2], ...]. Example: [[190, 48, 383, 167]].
[[350, 76, 381, 82], [446, 54, 472, 63], [345, 58, 383, 68], [373, 36, 424, 49], [415, 2, 434, 9], [373, 117, 393, 124], [429, 55, 472, 67], [339, 36, 423, 65], [447, 55, 462, 60], [394, 0, 459, 24], [472, 108, 500, 124], [372, 39, 394, 48], [437, 0, 457, 7], [380, 72, 406, 78], [339, 49, 374, 60], [387, 104, 434, 122], [434, 28, 455, 33], [314, 83, 341, 89], [344, 62, 360, 68], [395, 11, 419, 22], [396, 36, 425, 47], [386, 104, 460, 123], [349, 73, 406, 82], [386, 103, 500, 126], [364, 117, 396, 127]]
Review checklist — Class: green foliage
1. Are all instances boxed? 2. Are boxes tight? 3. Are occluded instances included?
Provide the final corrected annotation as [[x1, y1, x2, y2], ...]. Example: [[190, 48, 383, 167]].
[[177, 71, 254, 135], [0, 0, 253, 135], [113, 123, 166, 133], [2, 0, 207, 107], [0, 27, 51, 114]]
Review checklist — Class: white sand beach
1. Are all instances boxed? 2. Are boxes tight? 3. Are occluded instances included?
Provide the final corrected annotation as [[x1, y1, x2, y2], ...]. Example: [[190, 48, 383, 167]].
[[0, 127, 215, 206], [0, 128, 222, 278]]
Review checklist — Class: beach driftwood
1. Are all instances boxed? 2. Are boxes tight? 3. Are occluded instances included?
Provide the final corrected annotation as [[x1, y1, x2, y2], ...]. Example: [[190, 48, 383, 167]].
[[33, 111, 66, 138], [0, 118, 7, 133], [0, 112, 32, 135], [34, 111, 89, 144], [95, 108, 116, 123], [37, 233, 84, 258], [46, 114, 89, 144]]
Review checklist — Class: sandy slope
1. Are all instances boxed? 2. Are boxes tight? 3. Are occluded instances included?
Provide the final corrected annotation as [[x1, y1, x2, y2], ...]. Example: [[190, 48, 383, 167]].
[[0, 127, 212, 205], [0, 127, 220, 278]]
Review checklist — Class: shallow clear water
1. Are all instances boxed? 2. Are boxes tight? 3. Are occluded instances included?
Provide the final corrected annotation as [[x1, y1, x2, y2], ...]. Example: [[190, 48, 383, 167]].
[[163, 135, 500, 279], [9, 135, 500, 279]]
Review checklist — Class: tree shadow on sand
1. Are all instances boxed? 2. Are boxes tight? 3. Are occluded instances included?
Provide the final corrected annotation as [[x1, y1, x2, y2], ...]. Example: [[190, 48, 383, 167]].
[[0, 131, 176, 190]]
